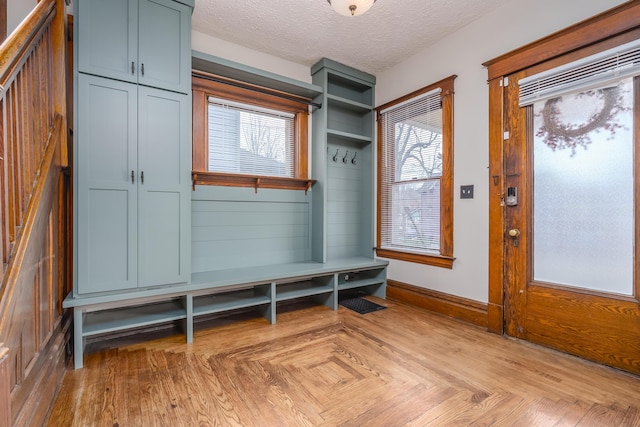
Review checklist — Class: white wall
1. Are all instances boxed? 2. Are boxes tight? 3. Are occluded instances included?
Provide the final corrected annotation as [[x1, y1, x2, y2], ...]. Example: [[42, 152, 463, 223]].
[[375, 0, 627, 303], [192, 31, 311, 84], [191, 0, 626, 303], [7, 0, 37, 34]]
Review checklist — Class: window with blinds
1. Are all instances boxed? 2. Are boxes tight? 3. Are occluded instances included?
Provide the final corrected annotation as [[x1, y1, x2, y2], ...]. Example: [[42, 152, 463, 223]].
[[208, 97, 295, 178], [379, 88, 444, 254], [519, 38, 640, 106], [191, 74, 310, 191]]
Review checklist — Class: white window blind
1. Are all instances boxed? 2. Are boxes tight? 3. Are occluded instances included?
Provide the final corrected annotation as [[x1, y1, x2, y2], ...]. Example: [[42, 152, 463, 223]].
[[379, 88, 443, 254], [519, 38, 640, 106], [207, 97, 295, 178]]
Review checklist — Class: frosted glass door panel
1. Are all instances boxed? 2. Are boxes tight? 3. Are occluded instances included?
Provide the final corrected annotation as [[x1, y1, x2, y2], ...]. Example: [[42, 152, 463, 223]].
[[532, 79, 633, 295]]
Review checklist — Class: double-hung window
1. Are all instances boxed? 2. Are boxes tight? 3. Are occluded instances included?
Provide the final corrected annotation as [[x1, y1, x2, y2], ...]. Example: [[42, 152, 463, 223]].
[[206, 97, 295, 177], [376, 76, 456, 268], [192, 75, 311, 190]]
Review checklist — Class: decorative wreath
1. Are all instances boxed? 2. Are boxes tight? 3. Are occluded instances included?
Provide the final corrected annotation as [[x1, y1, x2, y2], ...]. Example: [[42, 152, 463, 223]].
[[536, 86, 629, 156]]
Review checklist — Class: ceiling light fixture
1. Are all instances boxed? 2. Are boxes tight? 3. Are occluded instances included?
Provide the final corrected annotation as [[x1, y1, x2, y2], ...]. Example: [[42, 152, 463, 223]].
[[327, 0, 377, 17]]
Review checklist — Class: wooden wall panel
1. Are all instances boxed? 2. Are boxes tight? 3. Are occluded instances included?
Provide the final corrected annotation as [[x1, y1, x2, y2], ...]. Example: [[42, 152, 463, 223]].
[[0, 0, 6, 43], [387, 279, 488, 328], [1, 125, 67, 426], [0, 346, 9, 427], [0, 0, 71, 424]]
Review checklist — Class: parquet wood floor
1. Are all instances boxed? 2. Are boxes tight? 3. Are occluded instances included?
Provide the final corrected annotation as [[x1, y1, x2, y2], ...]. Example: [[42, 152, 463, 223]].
[[46, 298, 640, 426]]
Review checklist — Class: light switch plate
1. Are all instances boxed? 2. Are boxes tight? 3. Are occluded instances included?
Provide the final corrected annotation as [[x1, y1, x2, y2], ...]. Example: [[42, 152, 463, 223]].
[[460, 185, 474, 199]]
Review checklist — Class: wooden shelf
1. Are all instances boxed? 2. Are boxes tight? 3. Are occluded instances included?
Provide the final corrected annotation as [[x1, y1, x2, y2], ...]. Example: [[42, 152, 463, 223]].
[[192, 172, 316, 194], [276, 281, 334, 302], [193, 289, 271, 316], [326, 129, 372, 145], [327, 94, 371, 113], [338, 278, 385, 292], [83, 300, 186, 336], [192, 50, 323, 101]]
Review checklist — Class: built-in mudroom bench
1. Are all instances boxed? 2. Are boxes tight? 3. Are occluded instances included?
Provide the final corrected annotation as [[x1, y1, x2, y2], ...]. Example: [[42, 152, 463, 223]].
[[64, 257, 387, 368], [66, 0, 386, 368]]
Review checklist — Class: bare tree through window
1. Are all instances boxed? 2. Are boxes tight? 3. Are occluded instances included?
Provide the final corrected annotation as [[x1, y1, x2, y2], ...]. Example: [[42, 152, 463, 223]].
[[391, 116, 443, 250]]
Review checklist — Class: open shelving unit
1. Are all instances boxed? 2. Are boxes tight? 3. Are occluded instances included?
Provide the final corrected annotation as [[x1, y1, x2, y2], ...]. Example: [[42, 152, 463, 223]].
[[82, 299, 187, 337], [192, 286, 272, 316], [68, 258, 387, 366], [311, 58, 377, 263]]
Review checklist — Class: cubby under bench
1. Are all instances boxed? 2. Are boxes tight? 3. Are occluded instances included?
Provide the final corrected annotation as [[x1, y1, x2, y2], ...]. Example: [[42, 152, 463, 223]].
[[63, 257, 388, 368]]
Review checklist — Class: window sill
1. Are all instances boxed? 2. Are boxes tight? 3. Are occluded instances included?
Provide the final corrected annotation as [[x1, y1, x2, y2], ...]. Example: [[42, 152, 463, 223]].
[[192, 171, 316, 194], [375, 247, 455, 269]]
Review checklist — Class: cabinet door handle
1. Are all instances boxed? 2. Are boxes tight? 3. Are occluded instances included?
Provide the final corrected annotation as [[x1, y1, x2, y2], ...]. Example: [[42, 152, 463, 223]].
[[141, 63, 144, 77], [141, 171, 144, 184], [131, 61, 135, 75], [131, 170, 135, 183]]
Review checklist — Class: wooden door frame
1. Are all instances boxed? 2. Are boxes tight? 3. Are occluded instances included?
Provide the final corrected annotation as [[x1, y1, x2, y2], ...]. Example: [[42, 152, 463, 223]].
[[483, 0, 640, 335]]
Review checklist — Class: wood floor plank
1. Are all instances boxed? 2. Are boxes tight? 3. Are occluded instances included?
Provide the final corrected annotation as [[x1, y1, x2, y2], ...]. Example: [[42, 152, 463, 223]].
[[46, 299, 640, 426]]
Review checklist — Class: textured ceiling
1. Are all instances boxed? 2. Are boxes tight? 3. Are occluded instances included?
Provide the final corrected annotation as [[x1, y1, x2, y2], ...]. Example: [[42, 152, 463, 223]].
[[192, 0, 511, 75]]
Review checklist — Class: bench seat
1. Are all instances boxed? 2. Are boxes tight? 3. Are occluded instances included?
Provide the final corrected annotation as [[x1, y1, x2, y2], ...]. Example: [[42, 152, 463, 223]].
[[64, 257, 388, 368]]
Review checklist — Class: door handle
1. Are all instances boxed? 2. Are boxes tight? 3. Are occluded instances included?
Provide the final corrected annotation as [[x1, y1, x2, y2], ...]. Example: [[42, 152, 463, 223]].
[[140, 171, 144, 184], [131, 170, 135, 184], [508, 228, 520, 247], [131, 61, 135, 75]]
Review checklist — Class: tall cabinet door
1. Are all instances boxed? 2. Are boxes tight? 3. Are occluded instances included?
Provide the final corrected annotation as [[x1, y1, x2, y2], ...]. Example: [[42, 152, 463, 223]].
[[138, 0, 192, 94], [137, 87, 191, 287], [77, 0, 138, 84], [76, 75, 138, 294]]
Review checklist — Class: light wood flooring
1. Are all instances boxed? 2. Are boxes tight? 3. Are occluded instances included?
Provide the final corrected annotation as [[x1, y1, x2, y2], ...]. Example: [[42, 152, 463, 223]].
[[46, 298, 640, 426]]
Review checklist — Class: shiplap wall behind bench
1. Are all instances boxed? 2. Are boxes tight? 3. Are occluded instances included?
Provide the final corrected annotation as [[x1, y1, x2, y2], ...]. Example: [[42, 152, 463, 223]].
[[191, 185, 312, 272], [326, 140, 371, 260]]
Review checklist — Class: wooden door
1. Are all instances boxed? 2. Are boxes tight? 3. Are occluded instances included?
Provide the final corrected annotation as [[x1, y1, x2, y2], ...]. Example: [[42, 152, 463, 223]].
[[138, 0, 191, 94], [77, 0, 138, 84], [76, 75, 138, 294], [502, 68, 640, 375], [137, 86, 191, 288]]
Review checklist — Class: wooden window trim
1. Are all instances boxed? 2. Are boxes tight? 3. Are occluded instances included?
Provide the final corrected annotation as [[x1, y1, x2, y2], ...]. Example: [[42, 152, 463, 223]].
[[375, 75, 456, 269], [482, 1, 640, 80], [192, 74, 311, 191], [483, 1, 640, 334]]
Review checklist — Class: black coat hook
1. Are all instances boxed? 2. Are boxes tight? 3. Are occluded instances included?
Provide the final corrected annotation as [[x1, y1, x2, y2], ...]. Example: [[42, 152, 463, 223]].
[[343, 150, 349, 163], [332, 148, 339, 162], [351, 152, 357, 165]]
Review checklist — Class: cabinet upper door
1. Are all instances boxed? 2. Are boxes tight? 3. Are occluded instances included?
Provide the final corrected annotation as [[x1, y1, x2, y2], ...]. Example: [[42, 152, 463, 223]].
[[78, 0, 138, 84], [76, 75, 138, 295], [137, 86, 191, 287], [78, 0, 192, 94], [138, 0, 192, 94]]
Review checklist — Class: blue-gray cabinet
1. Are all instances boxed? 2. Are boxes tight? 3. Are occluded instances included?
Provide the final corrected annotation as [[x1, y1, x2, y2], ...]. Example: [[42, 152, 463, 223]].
[[74, 0, 193, 297], [75, 74, 191, 295], [77, 0, 193, 94], [76, 75, 138, 294]]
